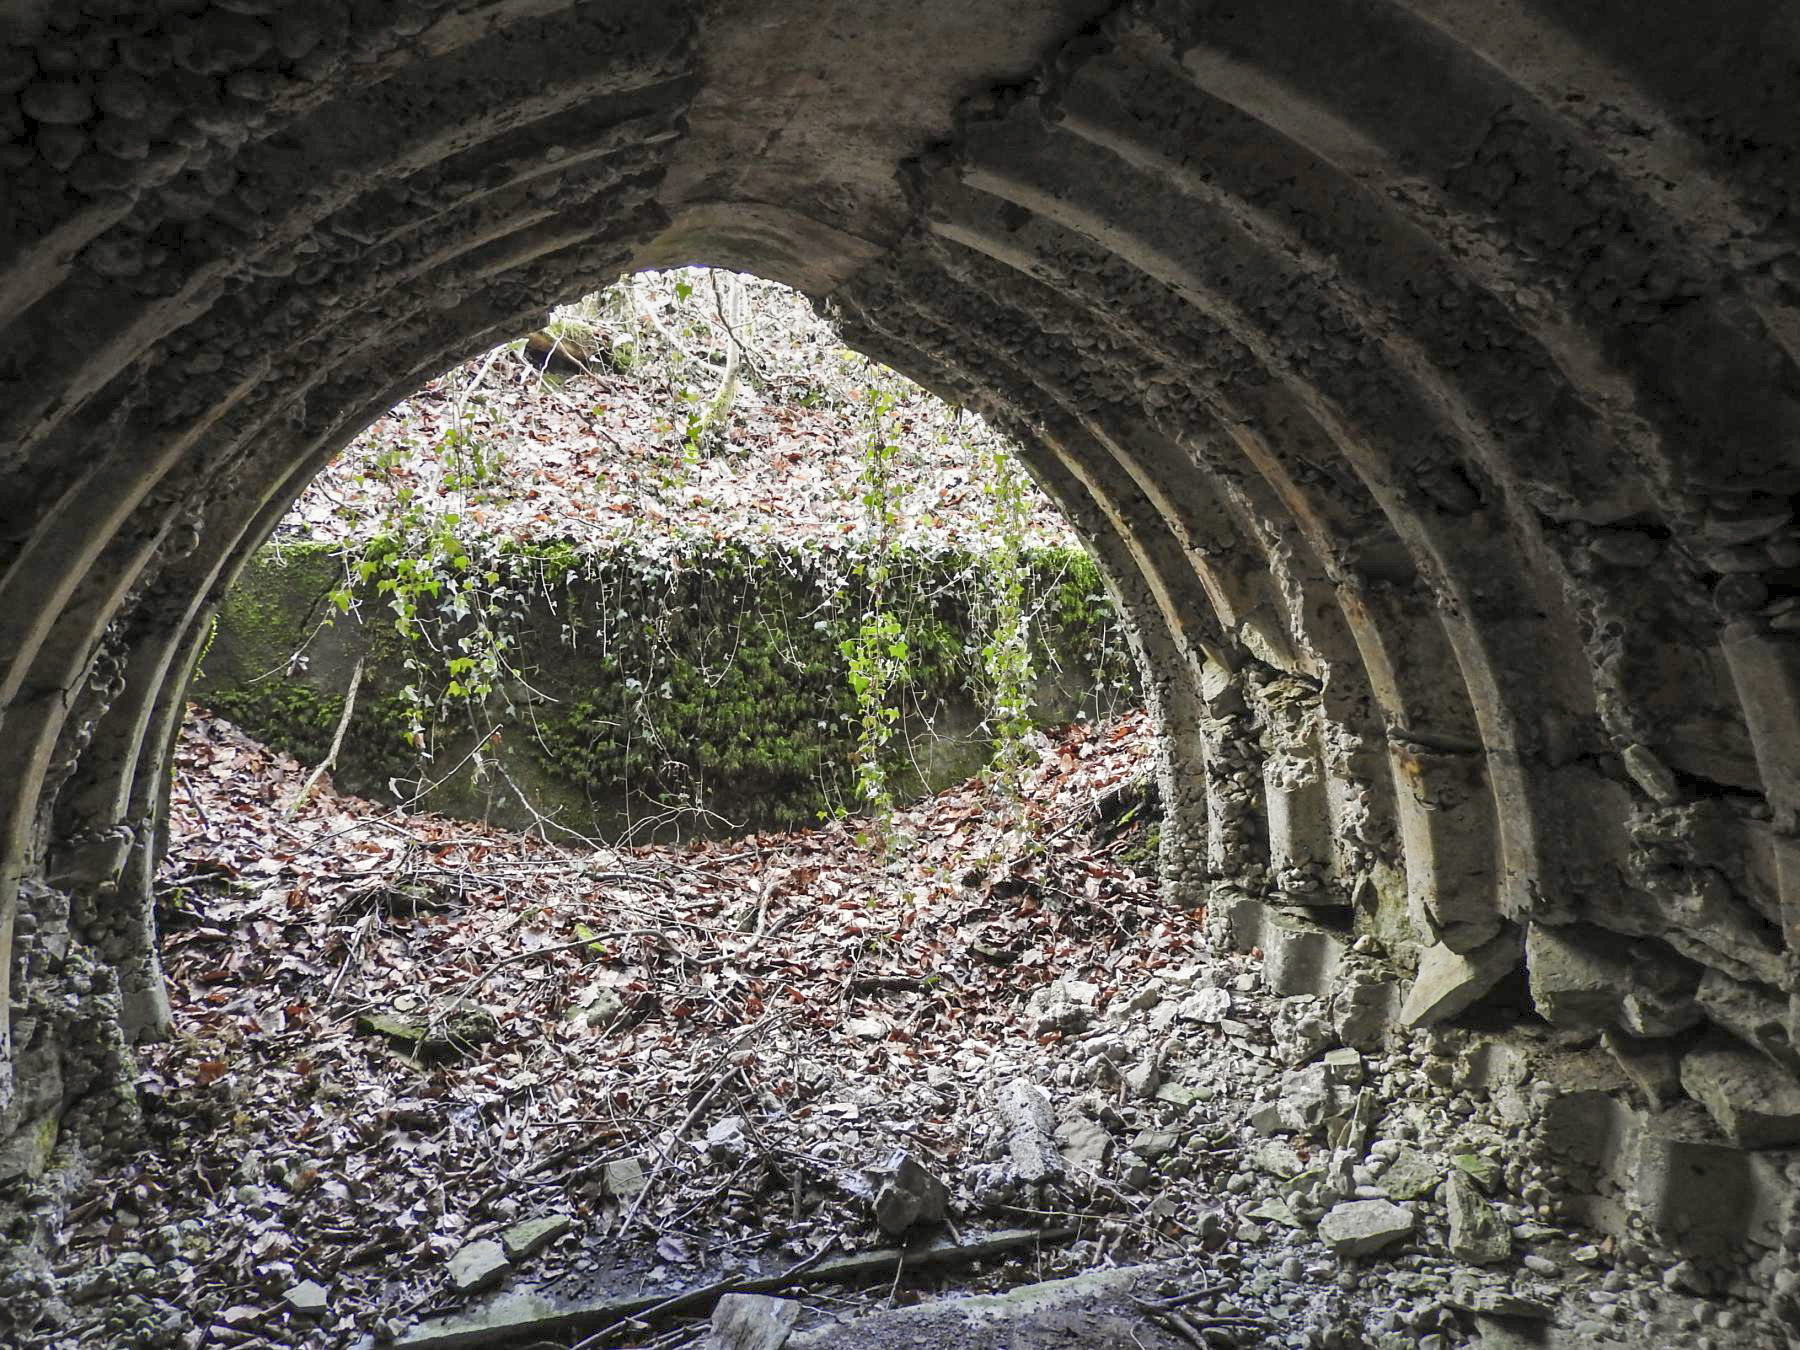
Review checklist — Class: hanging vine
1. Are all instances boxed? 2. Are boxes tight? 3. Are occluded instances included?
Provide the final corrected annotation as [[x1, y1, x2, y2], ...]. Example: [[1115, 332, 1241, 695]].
[[980, 440, 1037, 798], [839, 387, 909, 838]]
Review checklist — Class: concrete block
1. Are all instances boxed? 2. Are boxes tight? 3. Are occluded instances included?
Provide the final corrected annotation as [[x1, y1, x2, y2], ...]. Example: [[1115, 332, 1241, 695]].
[[1399, 931, 1519, 1027], [1681, 1035, 1800, 1148]]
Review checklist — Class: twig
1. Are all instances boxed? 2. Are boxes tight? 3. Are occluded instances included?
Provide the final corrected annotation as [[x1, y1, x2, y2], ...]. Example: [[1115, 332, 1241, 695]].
[[285, 656, 363, 816], [1148, 1308, 1207, 1348], [177, 772, 209, 827], [451, 927, 675, 1004], [561, 1229, 1073, 1349]]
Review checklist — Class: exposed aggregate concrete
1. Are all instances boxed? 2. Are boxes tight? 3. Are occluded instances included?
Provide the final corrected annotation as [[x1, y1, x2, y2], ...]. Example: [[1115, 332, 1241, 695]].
[[1, 0, 1798, 1340]]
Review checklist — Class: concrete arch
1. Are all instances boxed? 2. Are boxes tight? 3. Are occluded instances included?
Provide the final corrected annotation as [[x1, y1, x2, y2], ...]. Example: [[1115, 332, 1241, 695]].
[[2, 0, 1799, 1283]]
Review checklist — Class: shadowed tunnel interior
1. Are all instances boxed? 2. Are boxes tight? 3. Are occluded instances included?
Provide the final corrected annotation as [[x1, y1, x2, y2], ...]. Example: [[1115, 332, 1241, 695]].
[[3, 0, 1800, 1327]]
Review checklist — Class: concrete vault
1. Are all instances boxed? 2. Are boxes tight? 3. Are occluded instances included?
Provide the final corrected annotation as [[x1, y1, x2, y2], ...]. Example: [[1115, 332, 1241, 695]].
[[2, 0, 1800, 1304]]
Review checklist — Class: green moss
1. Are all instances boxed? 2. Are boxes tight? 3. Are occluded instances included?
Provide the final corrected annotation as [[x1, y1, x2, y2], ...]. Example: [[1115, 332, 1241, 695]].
[[206, 682, 342, 765], [204, 535, 1135, 839]]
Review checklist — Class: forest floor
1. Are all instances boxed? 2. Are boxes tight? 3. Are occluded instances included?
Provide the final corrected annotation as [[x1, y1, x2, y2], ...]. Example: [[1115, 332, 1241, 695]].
[[278, 271, 1076, 562], [58, 711, 1752, 1350], [68, 705, 1191, 1347]]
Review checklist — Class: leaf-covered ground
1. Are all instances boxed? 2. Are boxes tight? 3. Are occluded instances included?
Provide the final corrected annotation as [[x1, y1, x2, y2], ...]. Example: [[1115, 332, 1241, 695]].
[[281, 271, 1077, 563], [70, 707, 1171, 1346]]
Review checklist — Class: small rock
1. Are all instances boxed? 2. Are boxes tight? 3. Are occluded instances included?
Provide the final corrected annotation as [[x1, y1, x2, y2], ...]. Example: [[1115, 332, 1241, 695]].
[[710, 1292, 801, 1350], [1118, 1150, 1152, 1188], [1681, 1035, 1800, 1147], [1274, 1063, 1338, 1134], [1056, 1113, 1111, 1169], [567, 989, 627, 1032], [1131, 1129, 1177, 1161], [1521, 1254, 1558, 1277], [1456, 1288, 1555, 1320], [600, 1157, 646, 1199], [1153, 1082, 1200, 1110], [1603, 1029, 1687, 1111], [872, 1151, 949, 1235], [1378, 1148, 1440, 1202], [1029, 977, 1101, 1033], [1318, 1199, 1414, 1257], [1446, 1173, 1512, 1265], [500, 1213, 573, 1261], [1254, 1142, 1307, 1178], [448, 1239, 511, 1293], [1323, 1048, 1364, 1086], [1248, 1100, 1288, 1135], [705, 1115, 749, 1161], [1621, 743, 1680, 805], [1122, 1060, 1161, 1099], [1450, 1153, 1500, 1193], [283, 1279, 328, 1315], [1664, 1260, 1713, 1296], [21, 80, 94, 126], [1245, 1197, 1303, 1228], [1177, 987, 1233, 1024]]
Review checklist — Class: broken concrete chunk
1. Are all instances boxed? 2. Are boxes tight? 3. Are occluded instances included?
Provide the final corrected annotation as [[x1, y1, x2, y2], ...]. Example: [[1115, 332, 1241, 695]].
[[1176, 986, 1232, 1024], [1055, 1113, 1110, 1169], [1323, 1048, 1364, 1086], [1603, 1029, 1685, 1111], [500, 1213, 573, 1262], [1245, 1197, 1303, 1228], [1524, 923, 1626, 1026], [710, 1293, 801, 1350], [1121, 1059, 1160, 1099], [1446, 1172, 1512, 1265], [1400, 934, 1519, 1028], [1378, 1147, 1440, 1202], [1681, 1035, 1800, 1148], [283, 1278, 329, 1314], [1317, 1199, 1414, 1257], [447, 1238, 511, 1293], [872, 1151, 949, 1235], [1694, 968, 1796, 1068], [994, 1080, 1062, 1183], [1450, 1153, 1500, 1193]]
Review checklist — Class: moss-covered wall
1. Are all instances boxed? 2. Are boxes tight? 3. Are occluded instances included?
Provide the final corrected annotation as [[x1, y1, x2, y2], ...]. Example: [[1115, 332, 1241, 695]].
[[193, 538, 1137, 840]]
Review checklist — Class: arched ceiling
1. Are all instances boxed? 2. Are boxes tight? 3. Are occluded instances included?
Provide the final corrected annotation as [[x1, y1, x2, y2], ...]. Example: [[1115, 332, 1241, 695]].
[[1, 0, 1799, 1218]]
